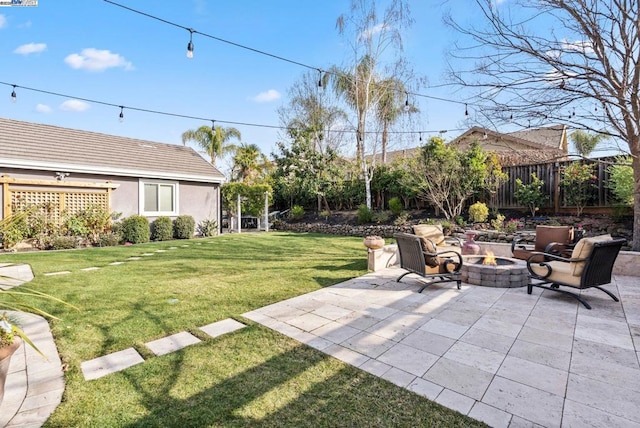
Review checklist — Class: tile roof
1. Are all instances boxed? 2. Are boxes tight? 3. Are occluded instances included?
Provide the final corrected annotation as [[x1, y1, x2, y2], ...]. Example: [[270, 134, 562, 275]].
[[507, 124, 567, 150], [0, 117, 225, 183]]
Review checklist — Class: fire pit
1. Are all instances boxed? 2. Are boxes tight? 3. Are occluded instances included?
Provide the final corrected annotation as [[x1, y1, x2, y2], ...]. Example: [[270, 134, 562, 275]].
[[460, 252, 529, 288]]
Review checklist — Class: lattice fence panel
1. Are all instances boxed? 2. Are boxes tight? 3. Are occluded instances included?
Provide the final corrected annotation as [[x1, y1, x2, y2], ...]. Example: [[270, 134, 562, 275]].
[[64, 192, 109, 213], [10, 190, 109, 222]]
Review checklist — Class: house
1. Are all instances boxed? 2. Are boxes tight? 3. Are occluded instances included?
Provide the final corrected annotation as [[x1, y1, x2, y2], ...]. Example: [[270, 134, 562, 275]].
[[448, 125, 569, 166], [0, 117, 225, 234], [374, 125, 569, 167]]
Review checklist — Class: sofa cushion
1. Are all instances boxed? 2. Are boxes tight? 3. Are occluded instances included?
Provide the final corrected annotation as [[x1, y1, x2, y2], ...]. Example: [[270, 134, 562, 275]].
[[534, 225, 574, 252], [413, 224, 445, 246], [529, 260, 578, 286], [570, 234, 612, 276], [420, 237, 441, 268]]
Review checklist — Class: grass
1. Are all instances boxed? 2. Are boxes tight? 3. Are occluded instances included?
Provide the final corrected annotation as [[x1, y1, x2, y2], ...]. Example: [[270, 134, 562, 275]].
[[1, 232, 487, 427]]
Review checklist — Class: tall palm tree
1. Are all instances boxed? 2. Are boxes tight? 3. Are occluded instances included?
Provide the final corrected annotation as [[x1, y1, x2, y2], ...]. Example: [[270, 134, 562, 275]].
[[330, 55, 376, 161], [181, 125, 241, 166], [375, 77, 416, 164]]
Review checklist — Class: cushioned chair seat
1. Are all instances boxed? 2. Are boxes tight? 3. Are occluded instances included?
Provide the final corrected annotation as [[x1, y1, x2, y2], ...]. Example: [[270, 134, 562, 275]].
[[526, 235, 625, 309]]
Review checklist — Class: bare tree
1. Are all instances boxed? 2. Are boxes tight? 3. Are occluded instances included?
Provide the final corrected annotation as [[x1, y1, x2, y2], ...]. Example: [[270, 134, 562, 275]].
[[278, 71, 348, 156], [333, 0, 414, 209], [446, 0, 640, 250]]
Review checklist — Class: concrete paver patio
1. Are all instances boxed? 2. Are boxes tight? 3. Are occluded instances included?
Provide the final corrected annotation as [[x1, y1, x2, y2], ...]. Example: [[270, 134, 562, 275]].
[[243, 267, 640, 428]]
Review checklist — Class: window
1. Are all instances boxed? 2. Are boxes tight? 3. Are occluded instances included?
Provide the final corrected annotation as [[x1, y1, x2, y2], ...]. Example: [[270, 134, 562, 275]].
[[139, 180, 178, 216]]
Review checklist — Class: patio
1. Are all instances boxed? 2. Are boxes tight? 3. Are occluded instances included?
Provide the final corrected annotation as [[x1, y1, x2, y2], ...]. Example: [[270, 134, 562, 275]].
[[244, 267, 640, 427]]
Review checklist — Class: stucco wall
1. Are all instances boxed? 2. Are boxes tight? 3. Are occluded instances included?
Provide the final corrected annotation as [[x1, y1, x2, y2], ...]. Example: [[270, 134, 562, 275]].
[[0, 169, 220, 232]]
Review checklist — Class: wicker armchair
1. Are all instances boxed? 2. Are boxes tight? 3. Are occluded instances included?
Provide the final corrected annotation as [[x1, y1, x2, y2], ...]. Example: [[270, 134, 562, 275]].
[[394, 232, 463, 292], [527, 235, 626, 309]]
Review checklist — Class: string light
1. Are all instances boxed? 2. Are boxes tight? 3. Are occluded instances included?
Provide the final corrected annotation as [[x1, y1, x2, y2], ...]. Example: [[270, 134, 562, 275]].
[[119, 106, 124, 122], [317, 70, 323, 88], [10, 85, 17, 103], [187, 29, 194, 59], [103, 0, 471, 111], [419, 132, 422, 142], [211, 119, 215, 131], [0, 80, 470, 138], [465, 103, 468, 116]]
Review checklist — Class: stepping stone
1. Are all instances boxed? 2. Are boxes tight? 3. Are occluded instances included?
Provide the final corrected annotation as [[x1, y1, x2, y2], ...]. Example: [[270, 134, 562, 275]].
[[80, 267, 100, 271], [109, 262, 124, 266], [0, 263, 34, 288], [126, 257, 141, 261], [43, 271, 71, 276], [141, 253, 154, 256], [155, 250, 167, 253], [180, 245, 190, 248], [81, 348, 144, 380], [199, 319, 246, 339], [145, 332, 201, 356], [168, 247, 178, 250]]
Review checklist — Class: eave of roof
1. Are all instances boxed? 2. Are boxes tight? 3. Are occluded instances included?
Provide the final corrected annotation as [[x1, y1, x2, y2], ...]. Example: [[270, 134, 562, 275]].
[[0, 117, 226, 184]]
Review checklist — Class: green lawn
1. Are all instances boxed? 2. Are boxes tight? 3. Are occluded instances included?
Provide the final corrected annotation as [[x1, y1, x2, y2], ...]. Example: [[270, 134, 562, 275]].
[[2, 232, 486, 427]]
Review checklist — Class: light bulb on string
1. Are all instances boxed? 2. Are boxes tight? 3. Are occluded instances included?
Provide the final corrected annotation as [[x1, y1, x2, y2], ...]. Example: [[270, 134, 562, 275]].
[[10, 85, 17, 103], [186, 29, 194, 59], [317, 70, 323, 88], [211, 120, 216, 132], [404, 92, 409, 112], [464, 103, 469, 116], [119, 106, 124, 123], [419, 132, 422, 142]]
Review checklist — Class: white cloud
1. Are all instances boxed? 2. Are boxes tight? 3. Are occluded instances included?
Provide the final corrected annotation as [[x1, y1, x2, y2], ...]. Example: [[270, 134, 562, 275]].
[[359, 23, 387, 41], [0, 14, 6, 28], [561, 39, 594, 54], [14, 42, 47, 55], [64, 48, 133, 72], [35, 103, 52, 113], [252, 89, 281, 103], [60, 99, 90, 112]]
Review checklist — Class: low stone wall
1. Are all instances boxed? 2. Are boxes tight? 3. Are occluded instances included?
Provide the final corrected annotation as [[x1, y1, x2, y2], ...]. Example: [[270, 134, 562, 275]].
[[273, 219, 633, 251], [273, 221, 413, 238]]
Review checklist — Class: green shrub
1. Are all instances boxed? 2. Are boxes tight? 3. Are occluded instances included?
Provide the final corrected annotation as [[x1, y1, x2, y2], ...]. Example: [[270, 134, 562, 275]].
[[357, 204, 373, 224], [505, 219, 519, 233], [388, 197, 403, 215], [0, 214, 28, 249], [77, 205, 112, 244], [514, 173, 547, 217], [173, 215, 195, 239], [121, 215, 150, 244], [290, 205, 305, 220], [490, 214, 505, 231], [393, 212, 409, 226], [62, 213, 89, 238], [455, 216, 467, 227], [440, 220, 453, 235], [151, 216, 173, 241], [372, 211, 390, 224], [607, 157, 633, 206], [49, 235, 79, 250], [319, 210, 330, 220], [197, 219, 218, 237], [98, 232, 121, 247], [468, 202, 489, 223]]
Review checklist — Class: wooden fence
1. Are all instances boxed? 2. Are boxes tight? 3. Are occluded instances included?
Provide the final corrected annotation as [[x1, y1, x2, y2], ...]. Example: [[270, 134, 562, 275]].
[[496, 157, 620, 213]]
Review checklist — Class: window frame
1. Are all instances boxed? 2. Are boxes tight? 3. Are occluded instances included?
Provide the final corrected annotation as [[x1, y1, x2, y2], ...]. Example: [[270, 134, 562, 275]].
[[139, 179, 179, 216]]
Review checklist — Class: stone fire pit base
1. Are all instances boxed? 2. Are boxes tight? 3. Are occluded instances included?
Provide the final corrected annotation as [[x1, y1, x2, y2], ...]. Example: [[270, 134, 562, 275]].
[[460, 256, 529, 288]]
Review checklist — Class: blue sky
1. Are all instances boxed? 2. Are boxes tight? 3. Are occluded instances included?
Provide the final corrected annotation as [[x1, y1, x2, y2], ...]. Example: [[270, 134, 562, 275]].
[[1, 1, 489, 163]]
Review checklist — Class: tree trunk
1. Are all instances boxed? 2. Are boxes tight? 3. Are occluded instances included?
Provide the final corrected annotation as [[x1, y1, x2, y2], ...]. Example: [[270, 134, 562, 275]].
[[381, 122, 389, 164], [632, 154, 640, 251]]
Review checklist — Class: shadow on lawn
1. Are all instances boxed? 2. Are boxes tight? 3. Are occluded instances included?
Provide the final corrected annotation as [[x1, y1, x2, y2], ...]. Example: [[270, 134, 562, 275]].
[[119, 335, 477, 428]]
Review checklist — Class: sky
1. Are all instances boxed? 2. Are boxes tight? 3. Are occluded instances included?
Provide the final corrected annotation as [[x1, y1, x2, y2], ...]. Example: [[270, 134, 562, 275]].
[[0, 0, 482, 167]]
